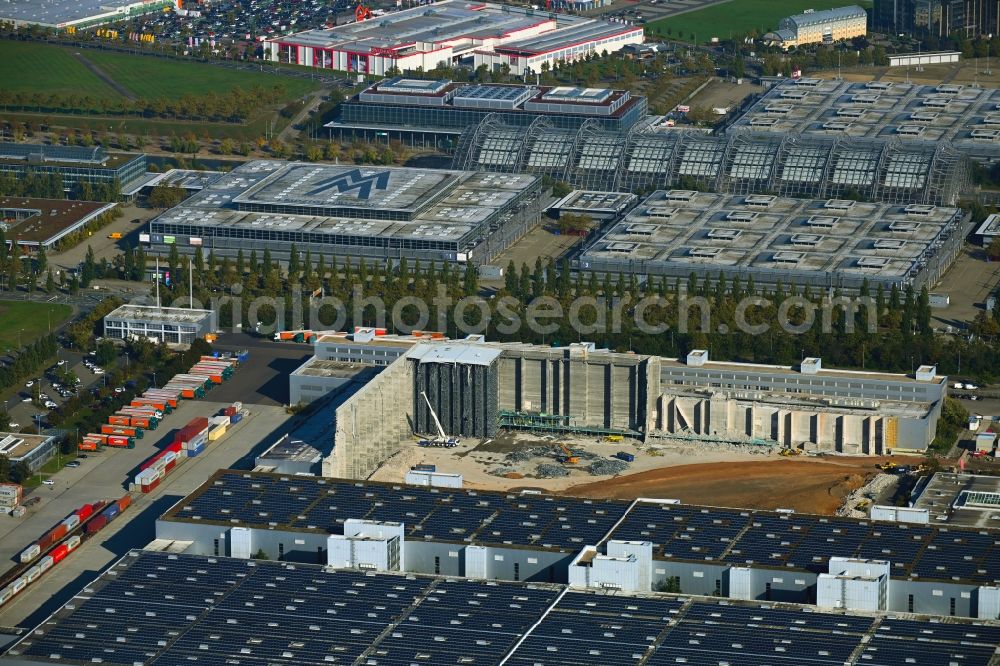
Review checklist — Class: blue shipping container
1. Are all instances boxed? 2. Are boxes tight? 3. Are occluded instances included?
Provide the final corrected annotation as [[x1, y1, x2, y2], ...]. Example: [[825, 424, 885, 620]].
[[187, 443, 205, 457], [230, 413, 243, 424], [102, 504, 120, 520], [614, 452, 635, 462]]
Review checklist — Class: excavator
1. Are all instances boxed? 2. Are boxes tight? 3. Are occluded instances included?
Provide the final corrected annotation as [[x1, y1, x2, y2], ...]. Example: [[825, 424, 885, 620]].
[[355, 3, 373, 22], [556, 443, 579, 465]]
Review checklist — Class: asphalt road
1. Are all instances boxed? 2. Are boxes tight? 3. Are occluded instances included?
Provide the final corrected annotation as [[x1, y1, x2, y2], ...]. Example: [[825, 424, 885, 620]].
[[210, 332, 313, 406], [0, 401, 297, 629]]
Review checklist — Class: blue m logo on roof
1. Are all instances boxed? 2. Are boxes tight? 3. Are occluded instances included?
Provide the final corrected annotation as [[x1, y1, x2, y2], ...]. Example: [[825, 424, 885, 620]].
[[306, 168, 391, 199]]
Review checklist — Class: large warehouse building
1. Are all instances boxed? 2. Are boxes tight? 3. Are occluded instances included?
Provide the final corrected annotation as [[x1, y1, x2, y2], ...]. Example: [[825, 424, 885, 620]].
[[144, 160, 542, 265], [727, 78, 1000, 163], [328, 338, 946, 478], [6, 550, 999, 665], [0, 0, 170, 29], [147, 469, 1000, 619], [575, 190, 970, 292], [264, 0, 643, 76], [327, 77, 647, 149], [0, 197, 116, 251]]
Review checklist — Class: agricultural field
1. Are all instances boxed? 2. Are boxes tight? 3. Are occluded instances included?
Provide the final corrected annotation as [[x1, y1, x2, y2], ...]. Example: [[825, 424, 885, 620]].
[[0, 41, 317, 102], [646, 0, 873, 43], [0, 301, 72, 351]]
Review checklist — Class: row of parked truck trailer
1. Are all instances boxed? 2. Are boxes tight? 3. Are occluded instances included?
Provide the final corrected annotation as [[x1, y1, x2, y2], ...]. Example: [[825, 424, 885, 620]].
[[79, 353, 247, 453], [2, 496, 132, 608]]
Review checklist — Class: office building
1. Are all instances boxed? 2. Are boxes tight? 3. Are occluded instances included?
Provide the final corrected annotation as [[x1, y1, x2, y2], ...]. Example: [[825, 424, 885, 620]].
[[764, 5, 869, 49], [0, 197, 117, 250], [103, 305, 217, 345], [144, 160, 542, 266], [0, 432, 58, 473], [328, 78, 646, 149], [0, 143, 146, 192], [873, 0, 1000, 37]]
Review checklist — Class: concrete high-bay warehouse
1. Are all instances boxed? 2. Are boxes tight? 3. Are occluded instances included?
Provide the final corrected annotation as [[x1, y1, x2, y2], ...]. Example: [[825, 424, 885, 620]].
[[145, 160, 542, 265], [327, 337, 946, 479], [575, 190, 971, 292]]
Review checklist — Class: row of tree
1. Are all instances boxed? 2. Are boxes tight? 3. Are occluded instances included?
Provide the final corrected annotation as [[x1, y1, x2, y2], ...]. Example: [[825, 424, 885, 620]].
[[0, 84, 293, 123], [139, 239, 1000, 379]]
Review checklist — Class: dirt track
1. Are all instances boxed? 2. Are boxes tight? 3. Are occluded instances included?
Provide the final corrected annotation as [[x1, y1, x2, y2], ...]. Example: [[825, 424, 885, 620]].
[[568, 456, 922, 514]]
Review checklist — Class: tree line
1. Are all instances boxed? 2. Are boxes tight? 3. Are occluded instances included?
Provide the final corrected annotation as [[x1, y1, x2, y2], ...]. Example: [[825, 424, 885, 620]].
[[139, 241, 1000, 381], [0, 84, 292, 123], [0, 170, 120, 202]]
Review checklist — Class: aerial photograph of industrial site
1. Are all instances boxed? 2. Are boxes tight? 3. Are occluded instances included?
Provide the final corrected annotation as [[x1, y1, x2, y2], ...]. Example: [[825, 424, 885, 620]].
[[0, 0, 1000, 663]]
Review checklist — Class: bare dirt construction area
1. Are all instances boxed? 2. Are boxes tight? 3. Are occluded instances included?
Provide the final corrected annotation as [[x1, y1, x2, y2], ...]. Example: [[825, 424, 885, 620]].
[[689, 79, 763, 111], [368, 430, 923, 515], [568, 455, 923, 514]]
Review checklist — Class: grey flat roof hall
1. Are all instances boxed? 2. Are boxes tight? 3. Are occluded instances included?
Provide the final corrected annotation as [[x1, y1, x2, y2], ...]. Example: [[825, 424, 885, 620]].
[[162, 470, 1000, 586], [6, 550, 1000, 666], [785, 4, 868, 28], [728, 78, 1000, 161], [575, 190, 970, 291], [0, 0, 159, 27]]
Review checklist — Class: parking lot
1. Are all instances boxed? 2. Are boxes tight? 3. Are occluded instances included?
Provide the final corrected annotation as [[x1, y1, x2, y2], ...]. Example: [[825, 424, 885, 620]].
[[1, 350, 108, 438], [0, 400, 297, 629]]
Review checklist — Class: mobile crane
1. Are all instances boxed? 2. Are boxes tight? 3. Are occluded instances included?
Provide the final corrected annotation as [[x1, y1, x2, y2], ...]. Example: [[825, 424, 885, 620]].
[[556, 443, 579, 465], [418, 391, 460, 447]]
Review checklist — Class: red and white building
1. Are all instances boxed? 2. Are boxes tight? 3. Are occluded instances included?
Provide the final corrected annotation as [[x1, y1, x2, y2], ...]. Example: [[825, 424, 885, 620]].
[[264, 0, 642, 76]]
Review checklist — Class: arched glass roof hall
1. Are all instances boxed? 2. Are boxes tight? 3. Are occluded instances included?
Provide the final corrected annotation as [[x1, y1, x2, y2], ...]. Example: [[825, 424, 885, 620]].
[[452, 116, 968, 206]]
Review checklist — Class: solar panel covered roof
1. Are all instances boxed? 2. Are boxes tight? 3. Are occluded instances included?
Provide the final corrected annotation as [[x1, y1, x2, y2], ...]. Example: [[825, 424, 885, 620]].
[[161, 471, 1000, 585], [7, 550, 1000, 666]]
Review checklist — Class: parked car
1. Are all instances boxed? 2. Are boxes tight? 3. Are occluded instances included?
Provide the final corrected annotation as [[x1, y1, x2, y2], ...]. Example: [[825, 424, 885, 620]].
[[44, 400, 58, 409], [24, 380, 33, 387], [42, 480, 55, 485], [8, 422, 19, 430]]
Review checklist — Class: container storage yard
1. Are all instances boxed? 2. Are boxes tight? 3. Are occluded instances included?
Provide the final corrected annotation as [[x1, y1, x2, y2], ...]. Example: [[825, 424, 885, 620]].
[[1, 496, 131, 609], [80, 353, 246, 454]]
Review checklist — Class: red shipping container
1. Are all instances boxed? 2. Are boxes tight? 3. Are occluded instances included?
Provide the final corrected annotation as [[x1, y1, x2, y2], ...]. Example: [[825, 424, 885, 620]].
[[186, 417, 209, 431], [36, 533, 53, 550], [140, 477, 160, 493], [76, 504, 94, 521], [109, 415, 130, 426], [223, 406, 237, 417], [140, 452, 165, 471], [166, 441, 183, 453], [85, 515, 108, 534], [50, 544, 69, 563], [165, 459, 176, 472], [117, 495, 131, 512], [48, 524, 67, 543]]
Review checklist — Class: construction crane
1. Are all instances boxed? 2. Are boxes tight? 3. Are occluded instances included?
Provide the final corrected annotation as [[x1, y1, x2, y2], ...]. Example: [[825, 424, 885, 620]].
[[556, 443, 579, 465], [418, 391, 459, 447]]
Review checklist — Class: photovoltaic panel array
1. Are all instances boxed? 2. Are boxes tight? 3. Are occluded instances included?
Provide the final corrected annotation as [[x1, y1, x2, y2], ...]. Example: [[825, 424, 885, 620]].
[[10, 551, 1000, 666], [165, 471, 1000, 585]]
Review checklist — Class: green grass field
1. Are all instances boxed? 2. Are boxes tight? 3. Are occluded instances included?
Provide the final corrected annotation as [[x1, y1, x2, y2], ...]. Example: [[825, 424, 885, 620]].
[[0, 41, 317, 102], [647, 0, 873, 43], [0, 41, 120, 97], [0, 300, 72, 351], [84, 50, 318, 99]]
